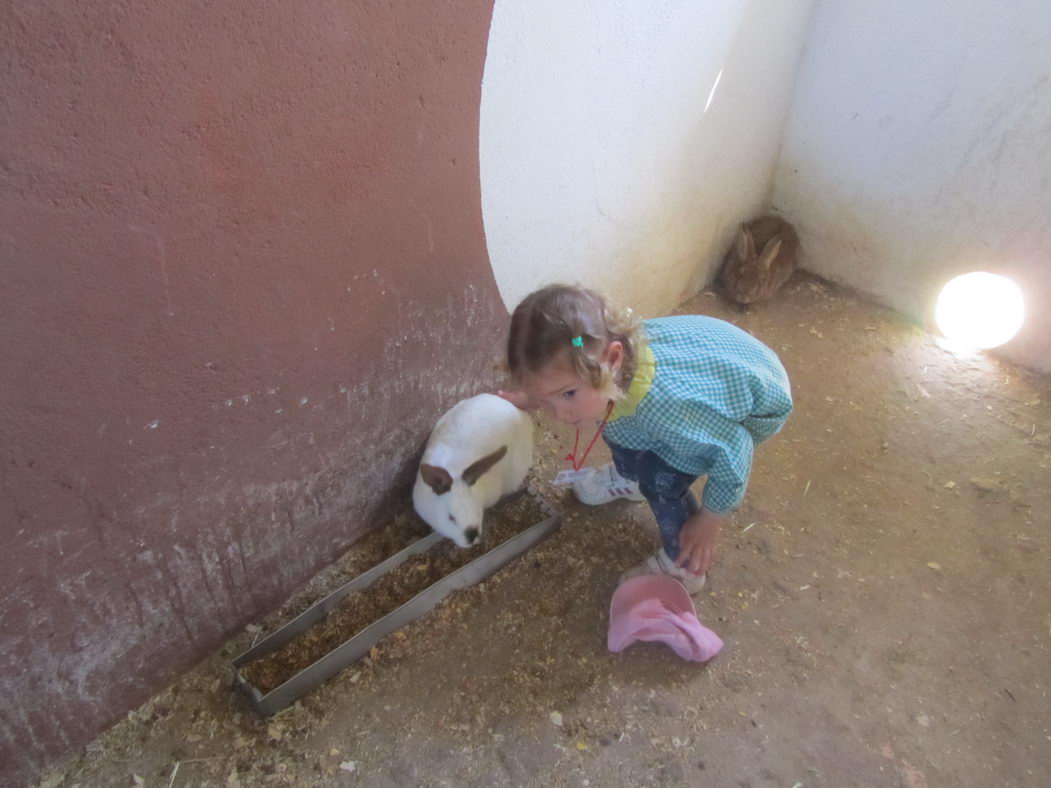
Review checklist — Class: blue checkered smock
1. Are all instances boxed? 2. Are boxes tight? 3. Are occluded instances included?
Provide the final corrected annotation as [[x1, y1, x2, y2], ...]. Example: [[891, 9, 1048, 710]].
[[604, 316, 792, 513]]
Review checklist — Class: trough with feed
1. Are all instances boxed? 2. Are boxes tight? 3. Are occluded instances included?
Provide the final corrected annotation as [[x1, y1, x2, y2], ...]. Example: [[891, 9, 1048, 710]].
[[231, 489, 560, 715]]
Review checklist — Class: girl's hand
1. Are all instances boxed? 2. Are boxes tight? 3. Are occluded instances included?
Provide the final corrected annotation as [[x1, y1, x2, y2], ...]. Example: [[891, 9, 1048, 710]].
[[496, 389, 538, 411], [676, 509, 725, 575]]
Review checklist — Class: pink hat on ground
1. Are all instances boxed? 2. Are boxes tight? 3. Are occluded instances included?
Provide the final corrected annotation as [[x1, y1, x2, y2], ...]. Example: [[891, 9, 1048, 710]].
[[608, 575, 724, 662]]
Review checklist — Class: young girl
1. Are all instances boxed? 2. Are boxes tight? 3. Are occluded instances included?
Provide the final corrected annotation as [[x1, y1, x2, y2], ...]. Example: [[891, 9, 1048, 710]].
[[500, 284, 792, 593]]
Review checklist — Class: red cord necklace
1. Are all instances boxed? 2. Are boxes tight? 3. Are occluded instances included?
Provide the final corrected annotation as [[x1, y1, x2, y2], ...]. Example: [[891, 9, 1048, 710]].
[[565, 401, 615, 471]]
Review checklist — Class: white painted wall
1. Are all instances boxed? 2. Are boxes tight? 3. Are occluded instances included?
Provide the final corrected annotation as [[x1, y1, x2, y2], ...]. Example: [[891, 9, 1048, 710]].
[[480, 0, 816, 318], [772, 0, 1051, 371]]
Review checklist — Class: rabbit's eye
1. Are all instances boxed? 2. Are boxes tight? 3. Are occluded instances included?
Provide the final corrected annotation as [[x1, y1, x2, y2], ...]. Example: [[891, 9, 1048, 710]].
[[448, 514, 456, 523]]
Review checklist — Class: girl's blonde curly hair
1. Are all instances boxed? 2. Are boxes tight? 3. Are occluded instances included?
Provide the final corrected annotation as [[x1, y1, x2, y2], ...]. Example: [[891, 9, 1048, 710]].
[[506, 284, 641, 397]]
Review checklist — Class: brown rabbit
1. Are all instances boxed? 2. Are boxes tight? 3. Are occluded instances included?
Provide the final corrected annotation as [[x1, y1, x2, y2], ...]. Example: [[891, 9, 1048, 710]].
[[719, 216, 799, 305]]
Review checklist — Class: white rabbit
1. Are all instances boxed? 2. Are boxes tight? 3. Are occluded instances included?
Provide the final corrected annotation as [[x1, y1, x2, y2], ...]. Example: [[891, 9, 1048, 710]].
[[412, 393, 533, 547]]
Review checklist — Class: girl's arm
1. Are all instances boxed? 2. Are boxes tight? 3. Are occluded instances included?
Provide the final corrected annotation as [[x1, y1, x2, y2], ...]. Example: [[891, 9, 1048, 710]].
[[676, 508, 727, 575], [676, 446, 745, 576], [698, 439, 749, 514]]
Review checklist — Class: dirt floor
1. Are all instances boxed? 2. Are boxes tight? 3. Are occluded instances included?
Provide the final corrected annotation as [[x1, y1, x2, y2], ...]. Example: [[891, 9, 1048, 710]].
[[36, 275, 1051, 788]]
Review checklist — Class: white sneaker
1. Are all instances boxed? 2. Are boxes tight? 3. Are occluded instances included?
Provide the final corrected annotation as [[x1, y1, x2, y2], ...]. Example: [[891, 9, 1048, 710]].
[[573, 462, 646, 505], [620, 548, 707, 595]]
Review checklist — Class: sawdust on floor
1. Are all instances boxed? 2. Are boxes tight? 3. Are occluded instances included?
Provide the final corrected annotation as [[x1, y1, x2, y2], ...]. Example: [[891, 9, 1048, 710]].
[[32, 274, 1051, 788]]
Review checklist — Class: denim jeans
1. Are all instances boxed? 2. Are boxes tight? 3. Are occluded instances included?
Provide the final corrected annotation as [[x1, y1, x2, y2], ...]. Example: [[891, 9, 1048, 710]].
[[607, 440, 700, 562]]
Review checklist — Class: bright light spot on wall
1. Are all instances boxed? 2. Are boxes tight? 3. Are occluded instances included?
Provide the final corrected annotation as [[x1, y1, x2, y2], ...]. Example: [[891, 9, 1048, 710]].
[[704, 68, 723, 114], [935, 272, 1024, 349]]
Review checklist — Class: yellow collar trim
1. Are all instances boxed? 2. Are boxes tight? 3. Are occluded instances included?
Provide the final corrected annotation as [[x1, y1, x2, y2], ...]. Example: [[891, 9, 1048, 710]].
[[610, 344, 655, 421]]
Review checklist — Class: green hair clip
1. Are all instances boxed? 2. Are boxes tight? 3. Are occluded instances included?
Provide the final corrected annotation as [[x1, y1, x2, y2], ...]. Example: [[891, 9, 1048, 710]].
[[571, 336, 584, 348]]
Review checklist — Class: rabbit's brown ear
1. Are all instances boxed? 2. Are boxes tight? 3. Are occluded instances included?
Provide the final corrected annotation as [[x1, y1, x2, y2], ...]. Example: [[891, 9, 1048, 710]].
[[758, 237, 783, 270], [420, 464, 453, 495], [736, 226, 754, 260], [462, 446, 507, 486]]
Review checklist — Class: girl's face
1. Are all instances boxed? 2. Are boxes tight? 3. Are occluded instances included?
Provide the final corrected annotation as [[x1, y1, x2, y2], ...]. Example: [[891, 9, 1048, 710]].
[[521, 343, 623, 426]]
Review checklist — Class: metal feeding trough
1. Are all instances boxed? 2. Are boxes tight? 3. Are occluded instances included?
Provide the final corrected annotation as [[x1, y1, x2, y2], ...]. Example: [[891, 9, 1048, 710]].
[[231, 489, 560, 716]]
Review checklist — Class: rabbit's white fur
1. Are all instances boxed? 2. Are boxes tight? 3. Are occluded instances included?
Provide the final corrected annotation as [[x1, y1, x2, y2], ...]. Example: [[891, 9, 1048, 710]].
[[412, 394, 533, 547]]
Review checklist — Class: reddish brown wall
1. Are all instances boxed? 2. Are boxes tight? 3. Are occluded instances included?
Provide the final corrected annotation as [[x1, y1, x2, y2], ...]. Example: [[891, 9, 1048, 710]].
[[0, 1, 500, 782]]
